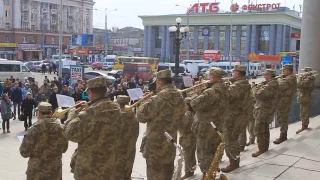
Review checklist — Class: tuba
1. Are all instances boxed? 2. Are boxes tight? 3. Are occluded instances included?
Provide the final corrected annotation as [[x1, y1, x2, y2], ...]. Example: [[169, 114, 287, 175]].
[[164, 132, 184, 180], [204, 122, 228, 180]]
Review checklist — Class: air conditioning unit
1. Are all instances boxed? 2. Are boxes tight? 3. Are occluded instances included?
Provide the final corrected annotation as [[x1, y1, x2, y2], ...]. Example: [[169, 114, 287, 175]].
[[51, 9, 57, 14], [42, 8, 48, 13]]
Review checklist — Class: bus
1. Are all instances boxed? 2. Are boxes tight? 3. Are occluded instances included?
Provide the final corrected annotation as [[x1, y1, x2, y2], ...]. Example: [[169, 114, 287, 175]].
[[103, 55, 116, 63], [113, 56, 159, 72]]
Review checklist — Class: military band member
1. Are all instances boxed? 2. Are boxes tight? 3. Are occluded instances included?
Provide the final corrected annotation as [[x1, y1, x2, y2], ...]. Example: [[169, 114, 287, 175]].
[[246, 84, 256, 146], [296, 67, 315, 134], [179, 97, 197, 179], [251, 69, 279, 157], [20, 102, 68, 180], [63, 77, 122, 180], [274, 64, 297, 144], [190, 67, 229, 178], [136, 69, 185, 180], [221, 65, 251, 173], [115, 95, 139, 179]]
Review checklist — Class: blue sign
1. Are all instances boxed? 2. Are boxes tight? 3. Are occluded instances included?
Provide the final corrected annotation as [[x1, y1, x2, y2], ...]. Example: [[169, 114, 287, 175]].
[[71, 34, 94, 46], [202, 28, 210, 36], [282, 56, 293, 65], [105, 32, 109, 42]]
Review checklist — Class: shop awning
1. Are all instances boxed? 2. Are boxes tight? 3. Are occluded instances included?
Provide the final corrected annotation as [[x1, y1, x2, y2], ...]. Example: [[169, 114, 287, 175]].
[[203, 50, 221, 61], [23, 50, 42, 52]]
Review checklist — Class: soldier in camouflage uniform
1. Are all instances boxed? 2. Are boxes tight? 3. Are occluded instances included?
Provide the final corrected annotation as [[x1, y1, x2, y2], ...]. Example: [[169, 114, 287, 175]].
[[41, 82, 51, 99], [296, 67, 315, 134], [274, 64, 297, 144], [137, 69, 185, 180], [246, 85, 256, 146], [221, 65, 251, 173], [63, 77, 122, 180], [179, 97, 196, 179], [238, 84, 254, 151], [190, 67, 229, 178], [251, 69, 279, 157], [115, 95, 139, 180], [19, 102, 68, 180]]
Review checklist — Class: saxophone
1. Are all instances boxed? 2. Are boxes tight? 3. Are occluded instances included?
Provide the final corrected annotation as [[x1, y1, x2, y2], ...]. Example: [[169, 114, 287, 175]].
[[164, 132, 184, 180], [204, 122, 228, 180]]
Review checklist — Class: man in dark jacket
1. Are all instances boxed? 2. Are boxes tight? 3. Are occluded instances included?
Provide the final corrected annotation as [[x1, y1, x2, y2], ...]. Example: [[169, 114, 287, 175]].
[[128, 78, 137, 89], [49, 86, 59, 112], [11, 83, 23, 119], [42, 64, 46, 75], [71, 87, 83, 102], [60, 85, 71, 96], [21, 92, 37, 131]]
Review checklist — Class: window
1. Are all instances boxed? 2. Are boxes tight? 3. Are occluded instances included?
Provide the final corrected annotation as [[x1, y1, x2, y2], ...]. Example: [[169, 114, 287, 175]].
[[171, 66, 185, 74], [0, 64, 20, 72], [198, 26, 204, 50], [33, 36, 37, 43], [31, 13, 36, 21], [241, 26, 247, 56], [23, 36, 27, 43], [5, 11, 10, 18], [219, 26, 226, 52], [119, 58, 134, 64], [123, 66, 136, 72], [4, 0, 9, 5], [209, 26, 215, 49], [138, 67, 151, 72], [31, 25, 36, 31], [148, 59, 154, 65], [231, 26, 236, 56], [22, 22, 29, 30], [258, 25, 270, 52], [52, 37, 55, 44], [296, 40, 300, 51], [157, 66, 170, 71], [188, 26, 194, 50], [5, 36, 9, 42], [5, 23, 10, 30], [22, 66, 29, 72]]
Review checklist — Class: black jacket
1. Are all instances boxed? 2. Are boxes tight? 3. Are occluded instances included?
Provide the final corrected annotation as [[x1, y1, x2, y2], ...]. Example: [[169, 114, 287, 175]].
[[72, 92, 83, 102], [21, 98, 37, 114], [49, 92, 59, 111]]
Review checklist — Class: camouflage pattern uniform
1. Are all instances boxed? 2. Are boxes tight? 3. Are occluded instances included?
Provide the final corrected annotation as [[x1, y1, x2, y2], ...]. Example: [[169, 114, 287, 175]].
[[41, 83, 51, 99], [238, 85, 254, 150], [296, 67, 315, 134], [190, 67, 229, 173], [251, 69, 279, 157], [19, 102, 68, 180], [274, 64, 297, 144], [222, 65, 250, 173], [115, 95, 139, 180], [137, 69, 185, 180], [63, 77, 122, 180], [246, 89, 256, 145], [179, 97, 196, 177]]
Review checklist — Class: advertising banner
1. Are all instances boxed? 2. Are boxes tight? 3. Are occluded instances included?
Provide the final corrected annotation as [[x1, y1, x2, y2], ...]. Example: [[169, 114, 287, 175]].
[[72, 34, 94, 46], [70, 65, 85, 87]]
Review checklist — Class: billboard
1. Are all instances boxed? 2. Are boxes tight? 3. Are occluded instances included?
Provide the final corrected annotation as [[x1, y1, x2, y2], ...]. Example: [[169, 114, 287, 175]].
[[72, 34, 94, 46]]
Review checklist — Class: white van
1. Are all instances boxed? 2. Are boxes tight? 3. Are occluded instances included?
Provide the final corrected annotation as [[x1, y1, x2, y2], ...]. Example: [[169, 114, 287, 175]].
[[157, 63, 189, 77], [0, 60, 35, 81], [52, 54, 71, 61], [248, 63, 262, 76], [181, 60, 207, 65]]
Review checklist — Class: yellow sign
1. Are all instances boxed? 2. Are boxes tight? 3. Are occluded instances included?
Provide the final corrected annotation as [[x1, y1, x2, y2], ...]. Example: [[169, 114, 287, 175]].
[[0, 43, 18, 47]]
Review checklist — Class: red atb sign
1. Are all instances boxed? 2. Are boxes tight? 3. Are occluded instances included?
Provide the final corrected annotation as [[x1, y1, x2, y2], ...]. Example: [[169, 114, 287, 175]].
[[203, 50, 221, 61], [187, 3, 220, 13]]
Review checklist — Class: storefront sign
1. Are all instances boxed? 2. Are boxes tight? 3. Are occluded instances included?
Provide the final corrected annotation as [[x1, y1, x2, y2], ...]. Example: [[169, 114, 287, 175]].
[[0, 51, 18, 54], [242, 3, 281, 11], [187, 3, 220, 13], [75, 49, 88, 54], [43, 44, 59, 48], [70, 66, 85, 87], [291, 33, 301, 38], [203, 50, 221, 61], [18, 44, 41, 50], [248, 53, 281, 62], [0, 43, 18, 48], [88, 50, 105, 54]]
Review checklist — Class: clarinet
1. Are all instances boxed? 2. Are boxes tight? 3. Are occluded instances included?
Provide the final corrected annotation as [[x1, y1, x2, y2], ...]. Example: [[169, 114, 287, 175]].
[[164, 132, 184, 180]]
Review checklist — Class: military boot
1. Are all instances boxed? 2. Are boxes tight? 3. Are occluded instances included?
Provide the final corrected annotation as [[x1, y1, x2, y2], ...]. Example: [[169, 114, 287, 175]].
[[273, 133, 287, 144], [240, 145, 245, 152], [221, 158, 240, 173], [296, 124, 308, 134], [181, 171, 194, 179], [252, 144, 266, 157]]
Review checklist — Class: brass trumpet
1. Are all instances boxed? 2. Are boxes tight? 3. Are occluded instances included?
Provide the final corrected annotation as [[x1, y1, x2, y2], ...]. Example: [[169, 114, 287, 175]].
[[124, 93, 153, 112], [52, 101, 90, 119]]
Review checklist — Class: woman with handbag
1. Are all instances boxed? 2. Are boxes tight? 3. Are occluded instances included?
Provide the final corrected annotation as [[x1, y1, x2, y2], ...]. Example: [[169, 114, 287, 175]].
[[1, 93, 13, 133]]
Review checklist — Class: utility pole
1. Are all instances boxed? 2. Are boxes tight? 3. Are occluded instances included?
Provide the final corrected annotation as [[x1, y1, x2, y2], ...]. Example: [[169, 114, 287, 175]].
[[58, 0, 63, 78], [229, 0, 234, 69], [105, 8, 108, 56]]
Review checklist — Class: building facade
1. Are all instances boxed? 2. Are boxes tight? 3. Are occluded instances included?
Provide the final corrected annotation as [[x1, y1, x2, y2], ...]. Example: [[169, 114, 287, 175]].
[[139, 7, 301, 61], [0, 0, 94, 60]]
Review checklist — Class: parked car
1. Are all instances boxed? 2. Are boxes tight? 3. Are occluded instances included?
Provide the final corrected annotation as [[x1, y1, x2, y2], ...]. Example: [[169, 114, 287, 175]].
[[24, 61, 42, 72], [102, 62, 114, 71], [33, 63, 50, 72], [91, 62, 102, 70], [85, 71, 116, 84], [107, 70, 123, 78]]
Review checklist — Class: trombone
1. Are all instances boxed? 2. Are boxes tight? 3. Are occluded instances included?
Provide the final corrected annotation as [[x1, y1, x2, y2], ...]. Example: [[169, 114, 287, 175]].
[[124, 81, 210, 112], [52, 101, 91, 119]]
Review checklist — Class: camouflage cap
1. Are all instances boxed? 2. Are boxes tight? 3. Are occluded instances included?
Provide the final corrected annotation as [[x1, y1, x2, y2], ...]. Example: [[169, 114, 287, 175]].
[[157, 69, 172, 79], [184, 97, 192, 104], [265, 69, 276, 75], [38, 102, 52, 113], [232, 65, 247, 72], [117, 95, 130, 104], [301, 67, 313, 72], [86, 77, 106, 89], [209, 67, 225, 77], [281, 64, 293, 70]]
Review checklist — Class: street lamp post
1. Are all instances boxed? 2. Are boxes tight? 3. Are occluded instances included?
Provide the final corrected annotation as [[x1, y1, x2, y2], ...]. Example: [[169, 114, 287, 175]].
[[58, 0, 63, 78], [168, 17, 190, 88], [229, 0, 234, 70], [175, 4, 191, 60]]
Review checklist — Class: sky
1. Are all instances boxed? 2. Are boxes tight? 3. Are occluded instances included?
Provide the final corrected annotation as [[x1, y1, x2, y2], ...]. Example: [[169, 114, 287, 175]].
[[92, 0, 303, 30]]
